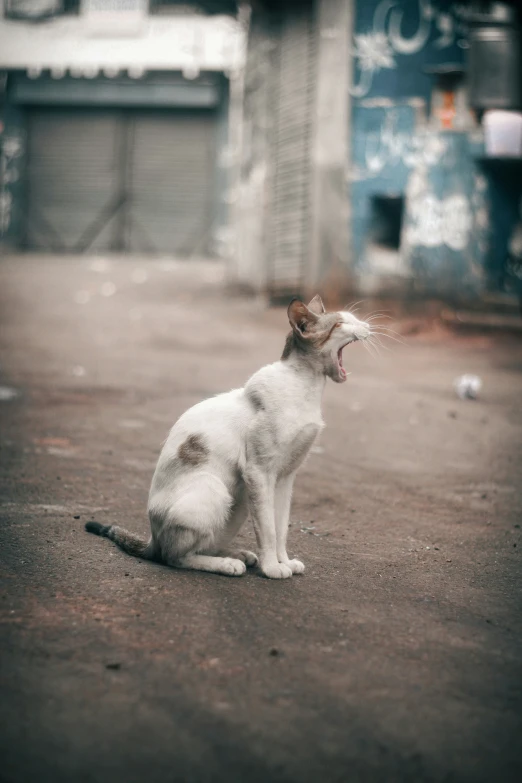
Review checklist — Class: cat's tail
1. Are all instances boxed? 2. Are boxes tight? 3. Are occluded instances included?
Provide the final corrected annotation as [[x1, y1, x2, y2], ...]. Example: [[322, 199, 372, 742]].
[[85, 521, 157, 561]]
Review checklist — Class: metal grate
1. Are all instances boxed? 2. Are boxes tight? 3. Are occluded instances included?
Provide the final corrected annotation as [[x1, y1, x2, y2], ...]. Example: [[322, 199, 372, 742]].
[[25, 107, 218, 255]]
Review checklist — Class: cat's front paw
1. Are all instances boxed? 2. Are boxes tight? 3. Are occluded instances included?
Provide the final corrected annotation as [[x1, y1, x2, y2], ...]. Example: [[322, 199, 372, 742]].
[[261, 562, 293, 580], [285, 558, 305, 574]]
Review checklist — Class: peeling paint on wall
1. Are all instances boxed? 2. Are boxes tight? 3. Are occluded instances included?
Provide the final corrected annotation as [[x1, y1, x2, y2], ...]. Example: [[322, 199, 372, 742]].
[[404, 188, 473, 250], [354, 108, 448, 179]]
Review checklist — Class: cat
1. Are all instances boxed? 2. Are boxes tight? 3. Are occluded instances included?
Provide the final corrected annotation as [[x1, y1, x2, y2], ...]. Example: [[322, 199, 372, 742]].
[[86, 295, 371, 579]]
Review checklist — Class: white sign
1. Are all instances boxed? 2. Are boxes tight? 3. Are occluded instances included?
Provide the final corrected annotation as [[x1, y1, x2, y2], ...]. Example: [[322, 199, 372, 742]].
[[0, 14, 244, 71]]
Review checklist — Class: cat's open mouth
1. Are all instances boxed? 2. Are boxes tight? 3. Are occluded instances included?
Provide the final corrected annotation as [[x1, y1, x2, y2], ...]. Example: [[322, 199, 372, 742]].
[[337, 339, 356, 382]]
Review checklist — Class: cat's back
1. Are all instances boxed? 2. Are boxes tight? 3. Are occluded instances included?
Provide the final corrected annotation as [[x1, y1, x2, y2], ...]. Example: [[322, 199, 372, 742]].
[[169, 387, 250, 439], [157, 387, 251, 461]]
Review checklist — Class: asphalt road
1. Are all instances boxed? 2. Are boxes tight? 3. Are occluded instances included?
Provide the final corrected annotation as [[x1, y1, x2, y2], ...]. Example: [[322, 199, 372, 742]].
[[1, 255, 521, 783]]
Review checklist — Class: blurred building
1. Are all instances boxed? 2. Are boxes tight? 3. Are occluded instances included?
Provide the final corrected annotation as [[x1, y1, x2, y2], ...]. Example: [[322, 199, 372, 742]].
[[0, 0, 242, 256], [231, 0, 522, 304], [2, 1, 521, 308]]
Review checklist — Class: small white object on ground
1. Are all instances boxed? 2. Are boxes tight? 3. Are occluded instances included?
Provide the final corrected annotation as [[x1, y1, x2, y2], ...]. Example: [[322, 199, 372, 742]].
[[454, 374, 482, 400], [0, 386, 18, 401]]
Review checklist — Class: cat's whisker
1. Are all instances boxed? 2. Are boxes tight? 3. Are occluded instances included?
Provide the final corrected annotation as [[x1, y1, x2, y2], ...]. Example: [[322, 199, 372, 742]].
[[344, 299, 366, 314], [369, 341, 382, 358], [370, 329, 405, 344], [366, 329, 397, 353], [366, 314, 394, 322], [363, 337, 380, 360], [368, 333, 385, 351], [370, 329, 401, 341], [369, 330, 406, 346], [361, 339, 373, 357], [371, 326, 405, 338], [370, 323, 405, 336], [370, 335, 391, 353]]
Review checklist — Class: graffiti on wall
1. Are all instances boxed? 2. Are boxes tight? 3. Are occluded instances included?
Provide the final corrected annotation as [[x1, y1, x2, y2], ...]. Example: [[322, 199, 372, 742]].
[[359, 108, 448, 177], [0, 133, 23, 235], [403, 167, 487, 252], [351, 0, 470, 97]]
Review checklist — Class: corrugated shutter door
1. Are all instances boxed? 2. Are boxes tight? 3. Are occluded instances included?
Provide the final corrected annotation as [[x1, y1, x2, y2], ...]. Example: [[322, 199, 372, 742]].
[[269, 3, 315, 293], [128, 111, 217, 255], [26, 109, 119, 251]]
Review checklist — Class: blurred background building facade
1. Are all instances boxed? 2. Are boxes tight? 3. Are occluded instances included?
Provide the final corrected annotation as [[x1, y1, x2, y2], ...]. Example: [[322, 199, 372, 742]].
[[0, 0, 241, 257], [1, 0, 521, 305], [233, 0, 522, 304]]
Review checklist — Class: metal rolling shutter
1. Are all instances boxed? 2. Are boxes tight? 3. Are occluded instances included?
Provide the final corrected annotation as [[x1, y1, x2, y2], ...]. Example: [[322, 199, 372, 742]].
[[128, 111, 217, 255], [269, 2, 316, 293], [26, 109, 120, 251]]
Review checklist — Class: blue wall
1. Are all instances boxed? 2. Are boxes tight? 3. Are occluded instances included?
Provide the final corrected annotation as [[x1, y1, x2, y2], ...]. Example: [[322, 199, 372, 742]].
[[350, 0, 493, 297]]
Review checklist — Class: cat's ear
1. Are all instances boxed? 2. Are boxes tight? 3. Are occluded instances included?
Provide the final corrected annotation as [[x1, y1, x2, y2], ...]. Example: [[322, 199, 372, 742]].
[[307, 294, 326, 315], [287, 298, 319, 337]]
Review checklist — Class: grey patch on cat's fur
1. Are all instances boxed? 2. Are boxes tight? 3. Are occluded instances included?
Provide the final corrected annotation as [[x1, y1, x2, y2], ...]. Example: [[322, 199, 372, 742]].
[[177, 434, 208, 466]]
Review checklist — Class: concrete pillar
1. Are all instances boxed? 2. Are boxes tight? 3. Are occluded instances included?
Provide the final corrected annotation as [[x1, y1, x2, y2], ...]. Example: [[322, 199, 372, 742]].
[[308, 0, 354, 299]]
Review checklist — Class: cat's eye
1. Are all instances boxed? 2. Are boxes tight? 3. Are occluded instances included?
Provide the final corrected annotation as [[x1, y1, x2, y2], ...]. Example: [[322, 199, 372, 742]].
[[335, 323, 342, 328]]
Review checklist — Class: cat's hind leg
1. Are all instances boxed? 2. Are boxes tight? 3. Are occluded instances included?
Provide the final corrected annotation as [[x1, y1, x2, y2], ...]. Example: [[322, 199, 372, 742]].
[[160, 522, 247, 577], [176, 553, 246, 576], [153, 473, 247, 577]]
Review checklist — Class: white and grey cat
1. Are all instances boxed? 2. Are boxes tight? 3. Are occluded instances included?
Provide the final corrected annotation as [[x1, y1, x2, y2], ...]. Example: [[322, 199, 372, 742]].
[[86, 296, 370, 579]]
